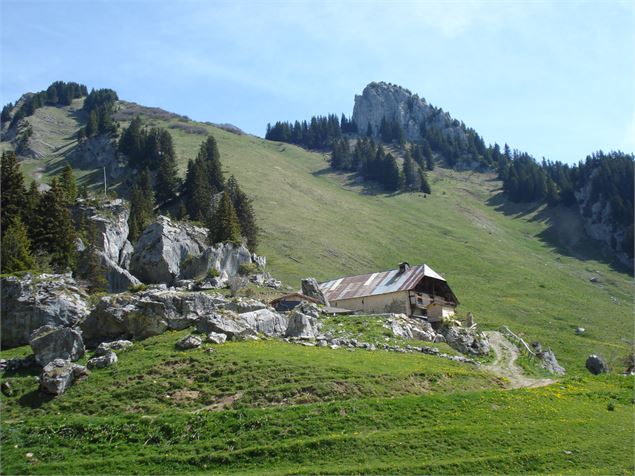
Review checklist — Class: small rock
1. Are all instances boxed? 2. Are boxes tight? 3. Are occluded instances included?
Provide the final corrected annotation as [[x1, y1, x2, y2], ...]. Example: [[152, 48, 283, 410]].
[[176, 335, 202, 350], [207, 332, 227, 344], [87, 350, 118, 369], [95, 340, 133, 356], [39, 359, 89, 395], [575, 327, 585, 335]]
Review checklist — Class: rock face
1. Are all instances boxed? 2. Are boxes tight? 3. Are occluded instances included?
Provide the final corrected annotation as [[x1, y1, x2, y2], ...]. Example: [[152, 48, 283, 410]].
[[352, 82, 466, 144], [575, 175, 632, 267], [1, 273, 90, 348], [67, 135, 126, 180], [301, 278, 329, 306], [30, 325, 85, 366], [80, 289, 227, 345], [586, 354, 608, 375], [74, 199, 141, 293], [129, 216, 260, 285], [39, 359, 89, 395]]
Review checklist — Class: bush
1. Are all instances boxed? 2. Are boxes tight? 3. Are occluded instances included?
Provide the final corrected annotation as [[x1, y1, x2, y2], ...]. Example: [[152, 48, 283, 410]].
[[238, 262, 258, 276], [208, 267, 220, 278], [129, 283, 149, 293]]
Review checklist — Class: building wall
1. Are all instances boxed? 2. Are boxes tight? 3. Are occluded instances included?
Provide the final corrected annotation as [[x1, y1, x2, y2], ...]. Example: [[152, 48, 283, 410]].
[[427, 302, 456, 321], [330, 291, 411, 315]]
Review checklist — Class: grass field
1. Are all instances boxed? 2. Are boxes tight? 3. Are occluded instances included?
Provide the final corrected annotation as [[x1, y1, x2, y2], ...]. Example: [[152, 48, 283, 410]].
[[1, 330, 633, 475]]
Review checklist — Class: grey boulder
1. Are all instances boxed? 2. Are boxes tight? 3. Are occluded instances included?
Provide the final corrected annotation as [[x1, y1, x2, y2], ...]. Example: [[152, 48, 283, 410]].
[[39, 359, 89, 395], [285, 311, 319, 339], [1, 273, 90, 348], [196, 312, 250, 340], [237, 309, 289, 336], [207, 332, 227, 344], [30, 325, 85, 367], [441, 324, 490, 356], [301, 278, 329, 306]]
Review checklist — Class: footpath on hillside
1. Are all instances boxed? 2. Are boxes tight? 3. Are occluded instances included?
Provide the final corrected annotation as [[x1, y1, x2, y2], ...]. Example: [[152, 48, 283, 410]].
[[484, 331, 555, 389]]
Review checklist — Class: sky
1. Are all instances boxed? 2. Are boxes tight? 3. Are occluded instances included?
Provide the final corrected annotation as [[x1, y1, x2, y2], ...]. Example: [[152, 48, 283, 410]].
[[1, 0, 633, 164]]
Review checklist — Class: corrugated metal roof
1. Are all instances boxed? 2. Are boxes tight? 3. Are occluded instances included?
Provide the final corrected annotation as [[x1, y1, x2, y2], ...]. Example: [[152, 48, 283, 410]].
[[320, 264, 446, 301]]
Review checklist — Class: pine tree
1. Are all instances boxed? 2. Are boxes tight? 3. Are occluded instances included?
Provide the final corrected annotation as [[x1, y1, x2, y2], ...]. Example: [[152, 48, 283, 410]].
[[208, 191, 241, 245], [85, 110, 98, 137], [198, 136, 224, 192], [382, 154, 401, 191], [226, 176, 258, 250], [1, 151, 26, 236], [402, 153, 420, 191], [32, 178, 76, 271], [24, 180, 41, 238], [128, 168, 155, 242], [418, 168, 431, 194], [1, 216, 34, 273], [118, 116, 144, 168], [59, 163, 77, 204], [155, 153, 181, 204], [184, 158, 212, 221]]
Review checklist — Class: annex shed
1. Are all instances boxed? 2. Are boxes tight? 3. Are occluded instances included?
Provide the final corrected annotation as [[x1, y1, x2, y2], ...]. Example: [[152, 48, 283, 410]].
[[319, 262, 459, 321], [270, 293, 321, 312]]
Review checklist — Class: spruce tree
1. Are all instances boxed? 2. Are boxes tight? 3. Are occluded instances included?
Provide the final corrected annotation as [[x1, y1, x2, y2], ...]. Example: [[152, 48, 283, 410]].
[[24, 180, 41, 238], [128, 168, 155, 242], [402, 153, 420, 191], [382, 154, 401, 191], [208, 191, 241, 245], [226, 175, 258, 250], [60, 163, 77, 204], [32, 178, 76, 271], [1, 151, 26, 236], [198, 136, 224, 192], [85, 110, 98, 137], [1, 216, 34, 273], [418, 168, 432, 194], [155, 152, 181, 204], [184, 158, 212, 221]]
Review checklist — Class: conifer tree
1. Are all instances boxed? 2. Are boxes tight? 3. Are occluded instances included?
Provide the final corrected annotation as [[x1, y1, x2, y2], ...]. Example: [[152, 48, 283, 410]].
[[382, 153, 401, 191], [418, 168, 432, 194], [1, 216, 34, 273], [1, 151, 26, 236], [226, 175, 258, 250], [155, 152, 181, 204], [402, 153, 420, 191], [208, 191, 241, 245], [60, 163, 77, 204], [32, 178, 76, 270], [24, 180, 41, 237], [184, 158, 212, 221], [85, 110, 98, 137], [118, 116, 144, 168], [198, 136, 224, 192], [128, 168, 155, 242]]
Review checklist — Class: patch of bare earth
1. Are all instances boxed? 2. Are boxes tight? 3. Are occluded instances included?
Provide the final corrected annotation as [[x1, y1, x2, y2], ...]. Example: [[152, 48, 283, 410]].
[[484, 331, 555, 389]]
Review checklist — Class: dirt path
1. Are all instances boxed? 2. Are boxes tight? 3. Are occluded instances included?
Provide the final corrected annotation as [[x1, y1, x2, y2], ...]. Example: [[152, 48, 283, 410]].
[[485, 331, 555, 389]]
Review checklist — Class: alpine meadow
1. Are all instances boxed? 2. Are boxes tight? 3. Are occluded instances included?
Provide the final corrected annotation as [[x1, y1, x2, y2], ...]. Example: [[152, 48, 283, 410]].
[[1, 2, 634, 475]]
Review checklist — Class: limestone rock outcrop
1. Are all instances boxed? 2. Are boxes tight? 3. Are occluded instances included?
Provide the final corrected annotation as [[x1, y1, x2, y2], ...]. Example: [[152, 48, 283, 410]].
[[129, 216, 261, 285], [352, 82, 466, 144], [1, 273, 90, 348]]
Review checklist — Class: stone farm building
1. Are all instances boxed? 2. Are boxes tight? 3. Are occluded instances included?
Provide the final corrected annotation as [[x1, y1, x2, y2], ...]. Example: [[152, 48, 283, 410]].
[[319, 262, 459, 321]]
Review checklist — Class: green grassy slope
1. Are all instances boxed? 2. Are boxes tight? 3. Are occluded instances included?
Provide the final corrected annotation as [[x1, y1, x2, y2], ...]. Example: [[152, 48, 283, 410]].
[[3, 100, 631, 373], [1, 331, 633, 475]]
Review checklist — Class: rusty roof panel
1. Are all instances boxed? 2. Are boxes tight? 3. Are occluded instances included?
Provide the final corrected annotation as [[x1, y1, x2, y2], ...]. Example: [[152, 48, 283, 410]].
[[320, 264, 446, 301]]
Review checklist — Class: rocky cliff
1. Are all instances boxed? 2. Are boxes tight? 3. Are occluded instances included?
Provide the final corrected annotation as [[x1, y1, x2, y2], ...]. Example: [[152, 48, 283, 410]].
[[352, 81, 466, 144]]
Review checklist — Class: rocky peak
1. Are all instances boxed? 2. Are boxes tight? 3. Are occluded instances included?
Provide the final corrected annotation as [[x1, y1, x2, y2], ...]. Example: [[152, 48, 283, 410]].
[[352, 81, 465, 144]]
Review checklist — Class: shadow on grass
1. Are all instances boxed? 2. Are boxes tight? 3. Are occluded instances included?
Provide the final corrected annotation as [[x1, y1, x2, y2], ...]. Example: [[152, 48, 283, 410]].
[[311, 166, 402, 197], [486, 191, 632, 275], [18, 389, 55, 409]]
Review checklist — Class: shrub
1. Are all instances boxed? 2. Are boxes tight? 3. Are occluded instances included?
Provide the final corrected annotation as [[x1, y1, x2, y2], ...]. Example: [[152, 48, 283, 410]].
[[238, 262, 258, 276], [208, 267, 220, 278], [129, 283, 148, 293]]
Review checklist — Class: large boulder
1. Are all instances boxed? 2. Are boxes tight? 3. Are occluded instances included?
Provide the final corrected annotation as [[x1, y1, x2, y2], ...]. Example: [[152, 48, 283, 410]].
[[385, 314, 437, 342], [176, 335, 202, 350], [586, 354, 608, 375], [129, 216, 263, 285], [80, 290, 225, 345], [224, 297, 268, 314], [196, 312, 250, 339], [30, 325, 85, 366], [129, 216, 208, 285], [285, 311, 319, 339], [237, 309, 289, 336], [1, 273, 90, 348], [301, 278, 329, 306], [39, 359, 89, 395]]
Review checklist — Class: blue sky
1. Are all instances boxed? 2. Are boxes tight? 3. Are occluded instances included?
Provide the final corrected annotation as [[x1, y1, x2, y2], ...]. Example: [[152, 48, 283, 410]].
[[1, 0, 633, 164]]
